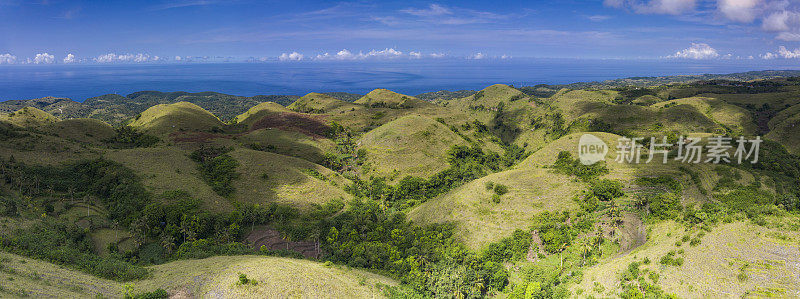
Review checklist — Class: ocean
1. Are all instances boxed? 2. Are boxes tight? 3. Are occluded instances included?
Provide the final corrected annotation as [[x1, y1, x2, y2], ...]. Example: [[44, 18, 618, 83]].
[[1, 58, 799, 102]]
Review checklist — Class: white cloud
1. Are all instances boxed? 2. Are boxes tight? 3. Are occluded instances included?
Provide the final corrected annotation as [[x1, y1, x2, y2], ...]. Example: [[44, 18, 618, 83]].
[[667, 43, 720, 59], [761, 51, 778, 59], [315, 48, 405, 60], [279, 51, 304, 61], [430, 53, 446, 58], [0, 53, 16, 64], [777, 45, 800, 58], [603, 0, 697, 15], [409, 51, 422, 58], [401, 4, 452, 17], [63, 53, 76, 64], [758, 46, 800, 59], [718, 0, 762, 23], [94, 53, 161, 63], [588, 15, 613, 21], [470, 52, 486, 59], [174, 56, 182, 61], [33, 53, 55, 64], [501, 54, 511, 59]]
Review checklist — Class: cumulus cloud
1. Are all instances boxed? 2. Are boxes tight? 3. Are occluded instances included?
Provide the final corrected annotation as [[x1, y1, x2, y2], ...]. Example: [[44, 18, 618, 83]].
[[607, 0, 800, 41], [63, 53, 76, 64], [761, 46, 800, 59], [401, 4, 452, 17], [409, 51, 422, 59], [718, 0, 761, 23], [667, 43, 720, 59], [603, 0, 697, 15], [430, 53, 446, 58], [94, 53, 161, 63], [279, 52, 304, 61], [470, 52, 486, 59], [314, 48, 405, 60], [0, 53, 16, 64], [174, 56, 182, 61], [33, 53, 55, 64]]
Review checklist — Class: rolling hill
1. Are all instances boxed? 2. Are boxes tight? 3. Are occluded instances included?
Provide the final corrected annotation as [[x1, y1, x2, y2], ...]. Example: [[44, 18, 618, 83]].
[[358, 115, 468, 180], [128, 101, 224, 136], [0, 251, 396, 298], [354, 89, 430, 109], [0, 107, 59, 128]]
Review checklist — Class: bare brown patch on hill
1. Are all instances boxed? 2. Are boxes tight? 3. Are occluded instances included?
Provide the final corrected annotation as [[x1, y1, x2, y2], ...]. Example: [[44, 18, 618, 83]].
[[251, 112, 330, 139], [245, 226, 320, 259]]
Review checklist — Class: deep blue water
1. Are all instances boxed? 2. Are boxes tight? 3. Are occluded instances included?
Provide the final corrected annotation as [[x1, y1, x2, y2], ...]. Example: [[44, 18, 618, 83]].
[[1, 59, 799, 102]]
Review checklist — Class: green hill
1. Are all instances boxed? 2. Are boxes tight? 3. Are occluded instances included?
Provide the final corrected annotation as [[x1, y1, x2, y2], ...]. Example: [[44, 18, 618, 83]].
[[358, 115, 468, 179], [228, 148, 352, 209], [103, 146, 233, 212], [355, 89, 430, 109], [408, 167, 582, 250], [0, 107, 59, 128], [45, 118, 116, 144], [288, 92, 359, 114], [234, 101, 293, 129], [574, 221, 800, 298], [766, 113, 800, 155], [128, 101, 224, 136], [0, 251, 395, 298]]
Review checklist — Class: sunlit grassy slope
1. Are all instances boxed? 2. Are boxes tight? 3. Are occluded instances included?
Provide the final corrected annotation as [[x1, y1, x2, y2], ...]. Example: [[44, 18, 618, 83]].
[[0, 107, 59, 128], [359, 115, 468, 180], [574, 220, 800, 298], [0, 252, 396, 298], [128, 101, 224, 136], [234, 101, 293, 129], [103, 146, 233, 212], [228, 148, 352, 209]]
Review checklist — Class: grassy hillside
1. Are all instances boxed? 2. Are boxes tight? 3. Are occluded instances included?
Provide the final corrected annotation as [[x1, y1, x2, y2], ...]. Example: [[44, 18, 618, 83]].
[[359, 115, 468, 179], [0, 251, 395, 298], [0, 107, 59, 128], [45, 118, 116, 144], [234, 101, 293, 129], [288, 92, 359, 114], [128, 101, 224, 136], [3, 75, 800, 298], [409, 168, 582, 250], [574, 220, 800, 298], [228, 148, 352, 209], [355, 89, 430, 109], [103, 146, 233, 212]]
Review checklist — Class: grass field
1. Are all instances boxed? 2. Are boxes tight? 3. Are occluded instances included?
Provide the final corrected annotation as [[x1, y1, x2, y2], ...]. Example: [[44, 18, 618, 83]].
[[228, 148, 352, 209], [573, 220, 800, 298], [359, 115, 468, 180], [0, 252, 396, 298], [129, 102, 224, 136], [409, 168, 582, 250], [103, 146, 233, 212], [0, 107, 59, 128]]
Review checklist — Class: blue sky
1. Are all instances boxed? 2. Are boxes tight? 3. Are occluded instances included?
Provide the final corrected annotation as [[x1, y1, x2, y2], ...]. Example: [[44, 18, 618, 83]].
[[1, 0, 800, 63]]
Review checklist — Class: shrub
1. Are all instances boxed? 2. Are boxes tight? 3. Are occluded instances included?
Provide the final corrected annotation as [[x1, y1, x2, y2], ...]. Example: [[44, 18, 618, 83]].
[[492, 194, 501, 203], [648, 193, 682, 220], [589, 179, 623, 201], [553, 151, 609, 181], [493, 184, 509, 195], [237, 273, 258, 285], [485, 181, 494, 191]]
